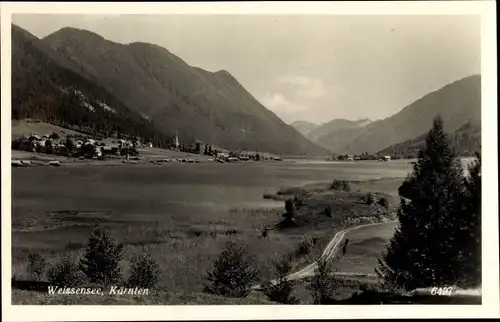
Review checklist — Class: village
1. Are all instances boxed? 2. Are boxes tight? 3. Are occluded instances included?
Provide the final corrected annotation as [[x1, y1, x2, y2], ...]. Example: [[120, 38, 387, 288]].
[[11, 130, 284, 167]]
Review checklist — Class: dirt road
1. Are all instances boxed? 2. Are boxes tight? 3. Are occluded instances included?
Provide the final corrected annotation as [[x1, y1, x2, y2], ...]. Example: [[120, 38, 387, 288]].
[[253, 220, 397, 289]]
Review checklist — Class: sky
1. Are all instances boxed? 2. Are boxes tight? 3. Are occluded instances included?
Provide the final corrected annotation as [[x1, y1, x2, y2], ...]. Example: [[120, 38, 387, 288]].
[[12, 14, 481, 124]]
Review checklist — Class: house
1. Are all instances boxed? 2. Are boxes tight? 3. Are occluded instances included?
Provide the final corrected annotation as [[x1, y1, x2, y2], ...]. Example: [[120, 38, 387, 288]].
[[28, 134, 41, 142], [216, 152, 229, 159], [382, 156, 391, 161], [347, 154, 355, 161]]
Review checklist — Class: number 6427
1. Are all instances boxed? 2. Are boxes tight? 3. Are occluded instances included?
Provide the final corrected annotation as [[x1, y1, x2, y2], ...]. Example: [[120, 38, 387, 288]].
[[431, 287, 454, 296]]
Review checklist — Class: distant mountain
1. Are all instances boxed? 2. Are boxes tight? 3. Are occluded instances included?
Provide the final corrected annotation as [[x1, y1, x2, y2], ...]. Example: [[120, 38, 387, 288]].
[[312, 75, 481, 154], [290, 120, 319, 137], [377, 121, 481, 157], [36, 26, 327, 156], [306, 118, 372, 151], [11, 25, 172, 147]]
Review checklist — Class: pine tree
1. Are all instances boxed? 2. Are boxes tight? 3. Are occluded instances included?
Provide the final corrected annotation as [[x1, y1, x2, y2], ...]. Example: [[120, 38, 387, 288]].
[[263, 256, 299, 304], [79, 228, 124, 285], [377, 115, 466, 290], [307, 257, 339, 304], [205, 241, 260, 297], [455, 152, 481, 287]]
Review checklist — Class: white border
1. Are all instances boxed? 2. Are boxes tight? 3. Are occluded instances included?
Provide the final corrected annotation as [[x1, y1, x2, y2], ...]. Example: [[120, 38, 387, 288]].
[[1, 1, 498, 321]]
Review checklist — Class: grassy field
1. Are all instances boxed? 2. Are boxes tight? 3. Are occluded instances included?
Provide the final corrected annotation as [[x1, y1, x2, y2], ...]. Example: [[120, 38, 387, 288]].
[[11, 119, 87, 139], [11, 160, 407, 304]]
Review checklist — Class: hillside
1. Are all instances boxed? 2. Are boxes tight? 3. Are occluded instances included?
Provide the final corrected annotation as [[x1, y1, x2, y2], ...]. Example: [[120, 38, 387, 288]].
[[313, 75, 481, 154], [306, 118, 372, 153], [377, 121, 481, 157], [308, 118, 372, 141], [38, 27, 327, 156], [11, 25, 172, 147], [290, 120, 319, 137]]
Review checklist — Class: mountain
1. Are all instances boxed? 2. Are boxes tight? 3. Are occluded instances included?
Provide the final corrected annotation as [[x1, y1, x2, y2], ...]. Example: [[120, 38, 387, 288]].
[[306, 118, 372, 152], [313, 75, 481, 154], [377, 121, 481, 157], [36, 26, 327, 156], [290, 120, 319, 137], [11, 25, 172, 147]]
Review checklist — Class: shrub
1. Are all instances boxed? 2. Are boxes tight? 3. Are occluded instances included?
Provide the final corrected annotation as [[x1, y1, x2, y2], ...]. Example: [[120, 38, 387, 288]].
[[79, 228, 124, 285], [284, 199, 295, 217], [294, 195, 304, 208], [324, 205, 332, 217], [12, 138, 25, 150], [378, 197, 389, 208], [48, 257, 86, 287], [44, 140, 54, 154], [127, 253, 161, 289], [330, 180, 351, 192], [295, 235, 314, 256], [27, 253, 46, 281], [261, 228, 268, 238], [64, 138, 74, 152], [263, 256, 299, 304], [49, 132, 60, 140], [205, 241, 260, 297], [307, 257, 340, 304], [365, 192, 374, 204]]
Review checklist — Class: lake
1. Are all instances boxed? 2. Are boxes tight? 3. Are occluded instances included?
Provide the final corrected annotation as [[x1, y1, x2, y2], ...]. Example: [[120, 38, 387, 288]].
[[11, 158, 475, 247]]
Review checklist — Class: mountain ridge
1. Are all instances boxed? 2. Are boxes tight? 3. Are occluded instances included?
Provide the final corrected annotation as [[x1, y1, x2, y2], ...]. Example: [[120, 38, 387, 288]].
[[11, 24, 173, 147], [298, 75, 480, 154], [14, 24, 328, 156]]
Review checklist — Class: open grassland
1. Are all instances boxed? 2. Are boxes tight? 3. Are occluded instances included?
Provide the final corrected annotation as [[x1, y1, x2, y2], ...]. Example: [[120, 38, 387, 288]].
[[11, 119, 86, 139]]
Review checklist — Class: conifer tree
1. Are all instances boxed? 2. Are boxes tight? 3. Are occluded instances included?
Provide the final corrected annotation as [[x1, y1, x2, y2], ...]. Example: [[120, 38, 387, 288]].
[[455, 152, 481, 287], [205, 241, 260, 297], [377, 115, 466, 290], [79, 228, 124, 285], [262, 256, 299, 304], [307, 257, 339, 304]]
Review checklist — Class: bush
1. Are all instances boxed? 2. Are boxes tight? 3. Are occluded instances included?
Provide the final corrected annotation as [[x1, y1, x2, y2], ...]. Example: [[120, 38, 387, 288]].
[[263, 257, 299, 304], [205, 241, 260, 297], [48, 257, 86, 287], [365, 192, 374, 204], [12, 138, 25, 150], [127, 253, 161, 289], [49, 132, 60, 140], [307, 257, 340, 304], [27, 253, 46, 281], [324, 204, 332, 217], [330, 180, 351, 192], [64, 138, 74, 152], [284, 198, 295, 217], [295, 235, 314, 256], [378, 197, 389, 208], [79, 228, 124, 285]]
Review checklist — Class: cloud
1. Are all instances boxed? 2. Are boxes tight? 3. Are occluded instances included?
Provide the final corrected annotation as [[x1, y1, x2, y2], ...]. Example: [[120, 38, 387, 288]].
[[260, 92, 311, 123], [259, 76, 328, 122], [278, 75, 327, 98]]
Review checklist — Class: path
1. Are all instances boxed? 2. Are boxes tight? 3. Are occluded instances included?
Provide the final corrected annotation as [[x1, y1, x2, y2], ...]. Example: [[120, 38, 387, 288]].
[[252, 220, 398, 290]]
